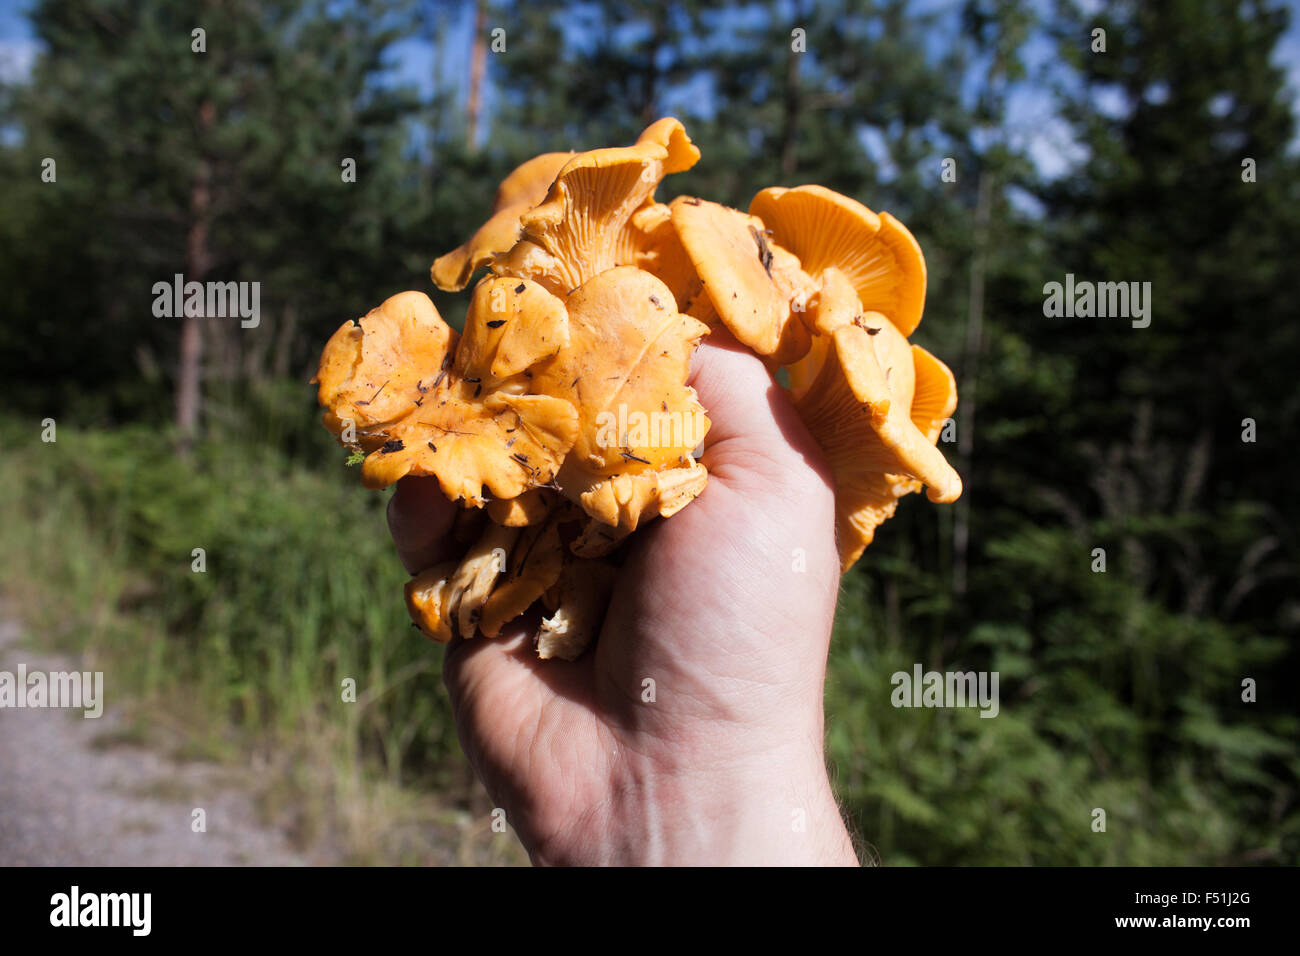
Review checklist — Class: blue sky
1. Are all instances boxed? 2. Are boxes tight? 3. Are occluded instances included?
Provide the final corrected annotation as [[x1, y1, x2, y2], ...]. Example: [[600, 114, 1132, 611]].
[[3, 0, 1298, 178]]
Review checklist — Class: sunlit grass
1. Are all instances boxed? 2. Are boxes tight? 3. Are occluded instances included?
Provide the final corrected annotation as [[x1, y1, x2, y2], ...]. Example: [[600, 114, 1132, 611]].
[[0, 415, 526, 865]]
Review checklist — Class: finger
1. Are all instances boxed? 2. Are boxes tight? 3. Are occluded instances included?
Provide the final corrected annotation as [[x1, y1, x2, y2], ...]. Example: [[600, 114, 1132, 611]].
[[688, 329, 833, 493], [386, 476, 459, 574]]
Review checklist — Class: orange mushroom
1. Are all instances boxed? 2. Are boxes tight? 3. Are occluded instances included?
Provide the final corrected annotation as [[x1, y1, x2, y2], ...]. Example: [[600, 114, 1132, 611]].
[[634, 116, 701, 176], [621, 201, 706, 312], [486, 488, 556, 527], [405, 560, 459, 643], [314, 291, 456, 451], [788, 268, 960, 570], [315, 282, 579, 505], [668, 197, 814, 366], [432, 151, 576, 292], [491, 149, 665, 296], [751, 185, 926, 337], [488, 119, 700, 298], [479, 507, 573, 637], [530, 266, 712, 532], [404, 522, 519, 641]]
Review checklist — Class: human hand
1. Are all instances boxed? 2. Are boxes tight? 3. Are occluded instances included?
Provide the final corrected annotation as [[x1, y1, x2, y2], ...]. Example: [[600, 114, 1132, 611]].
[[388, 329, 859, 866]]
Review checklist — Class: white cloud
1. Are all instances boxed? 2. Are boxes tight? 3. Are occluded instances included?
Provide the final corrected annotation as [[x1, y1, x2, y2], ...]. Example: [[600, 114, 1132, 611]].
[[0, 38, 39, 84]]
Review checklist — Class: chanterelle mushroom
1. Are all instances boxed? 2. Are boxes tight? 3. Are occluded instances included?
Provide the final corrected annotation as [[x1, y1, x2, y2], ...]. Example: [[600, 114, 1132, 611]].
[[624, 201, 705, 313], [788, 267, 960, 570], [486, 487, 555, 527], [530, 265, 712, 532], [633, 116, 701, 176], [490, 120, 699, 298], [479, 506, 573, 638], [751, 184, 926, 337], [405, 561, 459, 644], [669, 196, 814, 365], [315, 291, 456, 451], [316, 282, 579, 504], [405, 522, 520, 641]]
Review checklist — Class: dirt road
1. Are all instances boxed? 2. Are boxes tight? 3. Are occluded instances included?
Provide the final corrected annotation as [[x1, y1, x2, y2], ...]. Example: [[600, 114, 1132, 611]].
[[0, 618, 316, 866]]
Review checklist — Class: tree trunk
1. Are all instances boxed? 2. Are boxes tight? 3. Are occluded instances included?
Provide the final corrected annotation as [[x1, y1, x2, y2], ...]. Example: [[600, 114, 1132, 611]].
[[466, 0, 487, 151], [780, 23, 802, 177], [952, 169, 992, 595], [271, 300, 299, 381], [176, 98, 215, 451]]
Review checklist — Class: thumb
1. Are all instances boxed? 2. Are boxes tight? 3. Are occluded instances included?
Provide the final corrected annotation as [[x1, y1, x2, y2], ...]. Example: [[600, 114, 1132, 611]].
[[689, 328, 836, 500]]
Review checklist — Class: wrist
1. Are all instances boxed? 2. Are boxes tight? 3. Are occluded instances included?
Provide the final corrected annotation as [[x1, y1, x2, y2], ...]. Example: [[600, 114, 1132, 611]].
[[532, 743, 858, 866], [646, 749, 858, 866]]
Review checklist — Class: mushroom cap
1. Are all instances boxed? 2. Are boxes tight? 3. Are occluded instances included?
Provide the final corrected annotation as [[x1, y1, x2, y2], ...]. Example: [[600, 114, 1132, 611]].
[[317, 281, 580, 504], [490, 119, 698, 297], [505, 141, 670, 295], [454, 274, 570, 385], [622, 202, 706, 311], [789, 267, 917, 409], [800, 320, 959, 498], [432, 151, 576, 291], [359, 378, 579, 503], [634, 116, 701, 175], [823, 342, 958, 568], [750, 185, 927, 337], [486, 487, 556, 527], [669, 197, 813, 365], [575, 459, 709, 531], [533, 266, 710, 481], [314, 291, 456, 449]]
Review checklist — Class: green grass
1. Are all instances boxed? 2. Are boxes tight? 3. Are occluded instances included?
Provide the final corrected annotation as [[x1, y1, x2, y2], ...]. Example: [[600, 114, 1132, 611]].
[[0, 414, 525, 865]]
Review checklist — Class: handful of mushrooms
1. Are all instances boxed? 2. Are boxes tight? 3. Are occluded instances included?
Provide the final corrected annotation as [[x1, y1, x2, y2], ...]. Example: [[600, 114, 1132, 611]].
[[313, 118, 962, 661]]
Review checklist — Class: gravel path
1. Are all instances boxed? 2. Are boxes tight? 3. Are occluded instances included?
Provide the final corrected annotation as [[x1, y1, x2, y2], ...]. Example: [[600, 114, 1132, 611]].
[[0, 618, 318, 866]]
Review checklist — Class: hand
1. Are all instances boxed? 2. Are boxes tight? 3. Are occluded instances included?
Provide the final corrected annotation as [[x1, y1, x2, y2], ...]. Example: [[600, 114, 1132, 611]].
[[388, 330, 859, 865]]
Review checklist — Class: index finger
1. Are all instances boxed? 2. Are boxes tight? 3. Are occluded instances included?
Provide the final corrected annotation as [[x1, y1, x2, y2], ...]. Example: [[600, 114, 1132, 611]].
[[386, 476, 460, 574]]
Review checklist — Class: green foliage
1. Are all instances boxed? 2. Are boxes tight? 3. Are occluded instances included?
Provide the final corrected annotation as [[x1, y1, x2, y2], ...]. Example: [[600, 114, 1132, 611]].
[[0, 416, 462, 786], [0, 0, 435, 420]]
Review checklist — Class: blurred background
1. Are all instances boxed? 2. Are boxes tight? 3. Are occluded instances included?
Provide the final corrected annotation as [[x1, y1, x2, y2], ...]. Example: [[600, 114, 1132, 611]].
[[0, 0, 1297, 865]]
